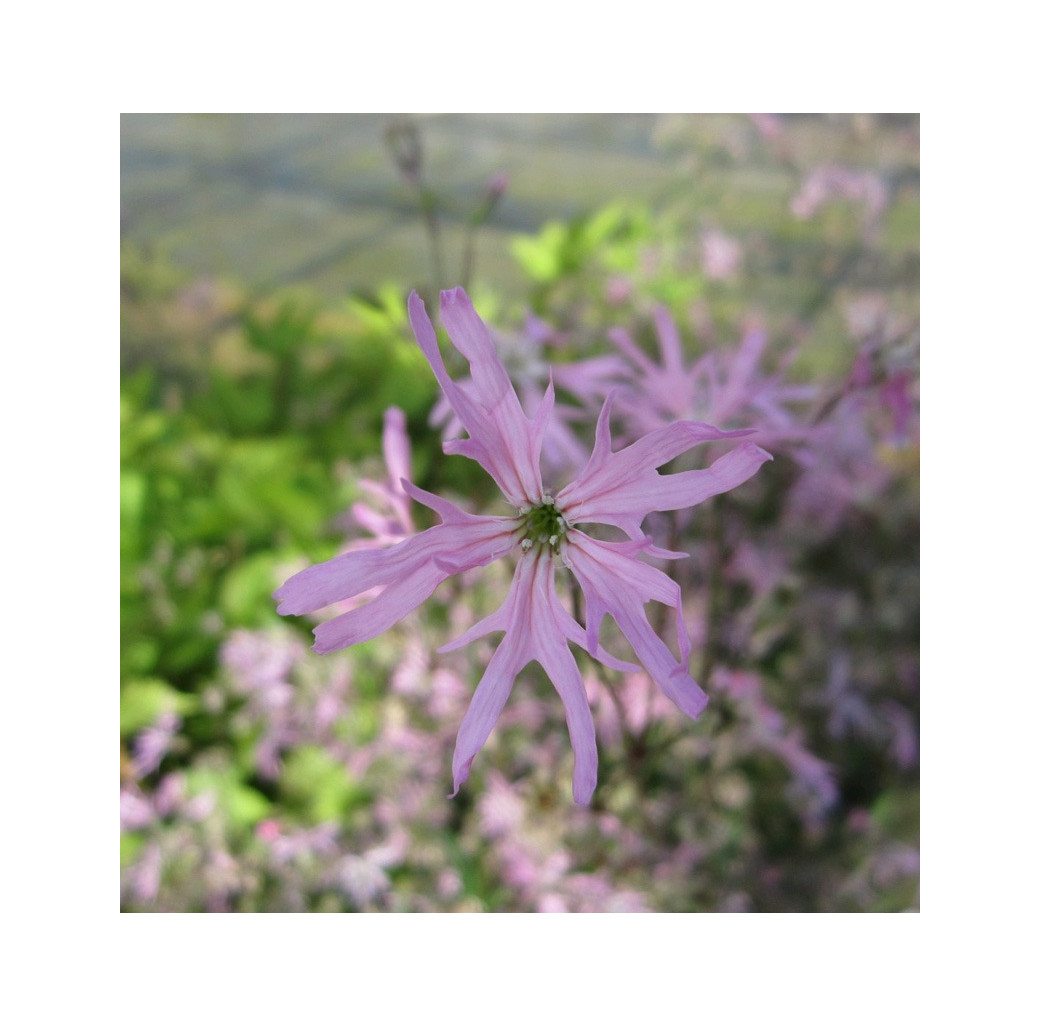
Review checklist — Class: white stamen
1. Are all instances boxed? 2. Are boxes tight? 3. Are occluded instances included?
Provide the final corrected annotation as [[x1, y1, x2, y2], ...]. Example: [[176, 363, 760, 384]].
[[549, 535, 558, 546], [517, 504, 531, 515], [520, 538, 533, 551], [540, 492, 553, 505]]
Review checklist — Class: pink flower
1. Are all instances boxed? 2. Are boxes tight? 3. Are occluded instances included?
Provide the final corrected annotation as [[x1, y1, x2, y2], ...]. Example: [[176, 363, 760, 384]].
[[131, 710, 180, 777], [430, 314, 624, 481], [609, 307, 815, 456], [343, 406, 415, 545], [275, 288, 771, 804], [485, 172, 509, 201], [790, 164, 889, 239], [700, 229, 742, 282], [749, 113, 783, 143]]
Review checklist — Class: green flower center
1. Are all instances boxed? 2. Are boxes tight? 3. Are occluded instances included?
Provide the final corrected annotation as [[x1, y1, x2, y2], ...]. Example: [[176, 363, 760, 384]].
[[516, 496, 569, 554]]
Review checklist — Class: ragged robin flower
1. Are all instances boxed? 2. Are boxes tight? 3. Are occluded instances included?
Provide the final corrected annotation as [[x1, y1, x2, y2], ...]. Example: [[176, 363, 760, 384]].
[[275, 288, 771, 804]]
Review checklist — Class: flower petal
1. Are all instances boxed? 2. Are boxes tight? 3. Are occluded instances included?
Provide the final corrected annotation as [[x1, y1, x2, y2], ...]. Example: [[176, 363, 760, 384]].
[[557, 396, 768, 536], [409, 289, 547, 506], [448, 549, 601, 802], [652, 306, 686, 378], [527, 555, 599, 804], [274, 517, 514, 652], [451, 642, 520, 797], [607, 326, 657, 376], [565, 532, 707, 719], [381, 407, 412, 485], [604, 441, 773, 520]]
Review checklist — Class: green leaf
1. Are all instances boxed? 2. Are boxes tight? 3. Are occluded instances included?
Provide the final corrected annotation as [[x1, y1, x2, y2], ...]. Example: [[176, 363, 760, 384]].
[[281, 745, 366, 823], [242, 298, 317, 358], [121, 832, 145, 868], [184, 765, 272, 829], [511, 222, 567, 282], [120, 678, 199, 735], [219, 552, 283, 626]]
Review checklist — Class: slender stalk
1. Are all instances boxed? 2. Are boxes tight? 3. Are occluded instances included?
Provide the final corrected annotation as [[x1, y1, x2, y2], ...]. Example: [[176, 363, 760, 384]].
[[418, 187, 446, 294], [699, 497, 724, 688], [460, 226, 476, 293]]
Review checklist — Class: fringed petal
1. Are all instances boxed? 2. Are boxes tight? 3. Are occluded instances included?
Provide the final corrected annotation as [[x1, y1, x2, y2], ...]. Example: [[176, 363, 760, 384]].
[[409, 289, 547, 506], [557, 400, 770, 537]]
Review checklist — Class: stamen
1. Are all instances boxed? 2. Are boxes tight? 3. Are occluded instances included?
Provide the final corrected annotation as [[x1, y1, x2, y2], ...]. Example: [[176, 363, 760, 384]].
[[515, 496, 570, 555]]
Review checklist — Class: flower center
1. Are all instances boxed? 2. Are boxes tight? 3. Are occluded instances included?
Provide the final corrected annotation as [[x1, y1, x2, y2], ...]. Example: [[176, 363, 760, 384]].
[[516, 494, 569, 554]]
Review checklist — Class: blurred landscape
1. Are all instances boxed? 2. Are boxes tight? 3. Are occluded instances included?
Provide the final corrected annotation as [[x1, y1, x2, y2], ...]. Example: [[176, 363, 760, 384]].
[[123, 114, 684, 297], [120, 113, 919, 912]]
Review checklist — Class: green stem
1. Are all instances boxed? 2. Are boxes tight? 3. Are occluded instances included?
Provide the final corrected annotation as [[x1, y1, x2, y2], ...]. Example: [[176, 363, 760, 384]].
[[699, 497, 724, 689]]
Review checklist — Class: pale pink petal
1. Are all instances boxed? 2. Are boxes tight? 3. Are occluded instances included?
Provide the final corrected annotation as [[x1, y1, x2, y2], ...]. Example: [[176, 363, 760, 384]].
[[275, 545, 408, 615], [652, 307, 685, 378], [275, 516, 515, 652], [730, 329, 770, 394], [607, 327, 656, 376], [439, 288, 525, 415], [552, 610, 640, 673], [449, 550, 601, 802], [311, 554, 462, 653], [608, 605, 707, 719], [451, 642, 520, 796], [449, 555, 537, 794], [350, 502, 396, 538], [437, 588, 516, 654], [552, 354, 628, 406], [557, 396, 766, 536], [612, 441, 773, 516], [564, 532, 707, 719], [542, 647, 598, 805], [400, 479, 492, 526], [527, 554, 598, 804], [381, 407, 411, 491], [275, 518, 510, 615], [409, 289, 546, 506], [438, 539, 638, 673], [379, 407, 414, 530]]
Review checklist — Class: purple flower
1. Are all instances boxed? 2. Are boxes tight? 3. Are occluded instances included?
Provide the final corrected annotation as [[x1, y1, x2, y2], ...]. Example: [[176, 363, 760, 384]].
[[131, 711, 180, 778], [700, 229, 743, 282], [342, 406, 415, 545], [430, 313, 625, 480], [275, 288, 771, 804], [790, 164, 890, 240], [609, 307, 815, 457], [485, 172, 509, 201]]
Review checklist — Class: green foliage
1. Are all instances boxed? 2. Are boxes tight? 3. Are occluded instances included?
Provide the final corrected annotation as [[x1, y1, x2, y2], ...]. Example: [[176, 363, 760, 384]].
[[280, 746, 368, 823], [511, 203, 655, 304], [120, 678, 200, 735], [184, 764, 272, 830], [242, 299, 318, 360], [120, 832, 145, 869], [218, 552, 287, 627]]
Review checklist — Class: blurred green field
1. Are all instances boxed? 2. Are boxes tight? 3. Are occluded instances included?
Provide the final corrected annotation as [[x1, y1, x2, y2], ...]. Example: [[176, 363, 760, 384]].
[[121, 113, 918, 300]]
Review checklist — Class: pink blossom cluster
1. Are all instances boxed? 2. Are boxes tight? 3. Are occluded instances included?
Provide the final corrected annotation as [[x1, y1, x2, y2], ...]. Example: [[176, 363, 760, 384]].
[[791, 164, 890, 239]]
